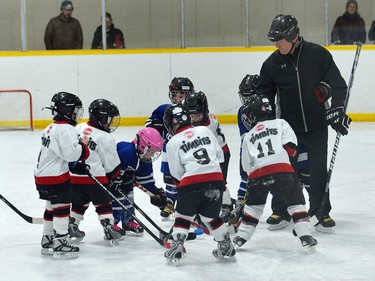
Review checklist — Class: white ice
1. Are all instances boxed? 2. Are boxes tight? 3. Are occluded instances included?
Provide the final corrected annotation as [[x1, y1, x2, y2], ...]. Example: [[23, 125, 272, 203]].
[[0, 123, 374, 281]]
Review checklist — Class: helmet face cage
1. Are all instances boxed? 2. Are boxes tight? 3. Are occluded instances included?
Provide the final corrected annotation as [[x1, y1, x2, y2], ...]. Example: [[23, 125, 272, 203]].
[[267, 14, 299, 42], [134, 128, 163, 163], [51, 92, 83, 126], [163, 104, 189, 136], [238, 74, 260, 105], [168, 77, 194, 104], [89, 99, 120, 133], [243, 94, 272, 127], [183, 91, 209, 126]]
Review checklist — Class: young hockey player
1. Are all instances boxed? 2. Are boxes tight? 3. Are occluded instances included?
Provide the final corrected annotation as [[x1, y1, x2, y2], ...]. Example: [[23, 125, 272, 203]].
[[69, 98, 123, 245], [163, 103, 236, 264], [34, 92, 90, 259], [233, 94, 318, 254], [182, 91, 234, 221], [111, 127, 165, 236], [145, 77, 194, 220]]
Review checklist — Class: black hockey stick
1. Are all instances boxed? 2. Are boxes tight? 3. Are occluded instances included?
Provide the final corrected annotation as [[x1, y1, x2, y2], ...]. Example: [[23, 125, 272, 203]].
[[116, 188, 196, 241], [85, 171, 185, 251], [0, 193, 43, 224], [311, 42, 362, 226]]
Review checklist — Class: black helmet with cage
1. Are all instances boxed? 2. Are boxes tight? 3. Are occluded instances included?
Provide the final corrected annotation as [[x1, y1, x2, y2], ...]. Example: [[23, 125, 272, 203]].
[[238, 74, 260, 105], [88, 99, 120, 133], [168, 77, 194, 104], [183, 91, 209, 126], [242, 94, 273, 127], [267, 14, 299, 42], [49, 92, 83, 126], [163, 103, 190, 136]]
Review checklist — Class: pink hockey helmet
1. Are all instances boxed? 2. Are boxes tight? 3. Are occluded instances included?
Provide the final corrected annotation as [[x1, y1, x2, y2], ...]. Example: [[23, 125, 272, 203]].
[[133, 127, 163, 163]]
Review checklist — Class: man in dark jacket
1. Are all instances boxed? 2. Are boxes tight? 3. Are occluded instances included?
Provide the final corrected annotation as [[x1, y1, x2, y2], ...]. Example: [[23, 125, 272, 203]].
[[257, 14, 351, 233], [91, 12, 125, 49], [44, 1, 83, 50]]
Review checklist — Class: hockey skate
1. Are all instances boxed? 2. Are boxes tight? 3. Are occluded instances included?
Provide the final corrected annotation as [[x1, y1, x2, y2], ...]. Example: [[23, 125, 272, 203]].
[[101, 218, 122, 246], [160, 200, 175, 221], [266, 214, 290, 231], [164, 234, 186, 266], [299, 235, 318, 254], [41, 235, 54, 256], [122, 220, 144, 237], [113, 224, 126, 240], [232, 235, 247, 248], [53, 235, 79, 259], [68, 217, 85, 243], [213, 233, 236, 262], [314, 215, 335, 234]]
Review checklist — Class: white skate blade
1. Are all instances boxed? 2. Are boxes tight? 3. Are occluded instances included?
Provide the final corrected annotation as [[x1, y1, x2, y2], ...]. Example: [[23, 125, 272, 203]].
[[304, 244, 317, 254], [314, 224, 335, 234], [68, 236, 84, 244], [267, 220, 290, 231], [166, 258, 182, 266], [53, 251, 79, 259], [125, 231, 144, 237], [214, 255, 237, 263], [41, 248, 53, 256]]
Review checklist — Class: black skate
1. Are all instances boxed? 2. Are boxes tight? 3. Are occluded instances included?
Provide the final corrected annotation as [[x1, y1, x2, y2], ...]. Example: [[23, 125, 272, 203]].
[[53, 235, 79, 259], [232, 236, 247, 248], [213, 233, 236, 261], [68, 217, 85, 243], [314, 215, 335, 233], [101, 218, 122, 246], [160, 200, 175, 221], [164, 234, 186, 266], [122, 221, 144, 237], [113, 224, 126, 240], [266, 214, 290, 231], [41, 234, 54, 256], [300, 235, 318, 254]]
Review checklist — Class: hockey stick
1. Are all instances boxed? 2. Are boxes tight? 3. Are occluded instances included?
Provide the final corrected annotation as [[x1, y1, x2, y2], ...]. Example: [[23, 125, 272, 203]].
[[85, 171, 184, 251], [0, 193, 43, 224], [116, 188, 196, 241], [311, 42, 362, 226]]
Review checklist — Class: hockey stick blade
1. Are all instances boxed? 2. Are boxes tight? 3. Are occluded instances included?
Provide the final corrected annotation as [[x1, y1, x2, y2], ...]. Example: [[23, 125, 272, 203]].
[[0, 194, 43, 224]]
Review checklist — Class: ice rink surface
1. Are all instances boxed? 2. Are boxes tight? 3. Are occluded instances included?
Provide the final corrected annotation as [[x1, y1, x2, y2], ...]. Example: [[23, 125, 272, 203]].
[[0, 123, 374, 281]]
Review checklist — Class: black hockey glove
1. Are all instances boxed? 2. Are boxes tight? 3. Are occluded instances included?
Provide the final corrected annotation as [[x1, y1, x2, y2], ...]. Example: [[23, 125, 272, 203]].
[[150, 188, 167, 209], [326, 106, 352, 136], [111, 172, 136, 193], [69, 161, 90, 175], [314, 81, 332, 104]]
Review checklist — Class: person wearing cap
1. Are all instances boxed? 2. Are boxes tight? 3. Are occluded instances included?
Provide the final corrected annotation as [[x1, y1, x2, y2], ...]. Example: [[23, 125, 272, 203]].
[[44, 1, 83, 50], [331, 0, 366, 45], [257, 14, 351, 233], [91, 12, 126, 49]]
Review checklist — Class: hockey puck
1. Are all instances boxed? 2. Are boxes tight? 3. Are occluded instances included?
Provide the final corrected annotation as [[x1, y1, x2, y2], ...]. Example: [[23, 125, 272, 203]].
[[194, 228, 204, 235]]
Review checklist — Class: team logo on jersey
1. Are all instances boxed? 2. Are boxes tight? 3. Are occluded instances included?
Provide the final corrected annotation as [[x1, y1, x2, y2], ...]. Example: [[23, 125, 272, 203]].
[[83, 127, 92, 135], [256, 124, 265, 131], [184, 130, 195, 138], [249, 127, 278, 144], [180, 136, 211, 153]]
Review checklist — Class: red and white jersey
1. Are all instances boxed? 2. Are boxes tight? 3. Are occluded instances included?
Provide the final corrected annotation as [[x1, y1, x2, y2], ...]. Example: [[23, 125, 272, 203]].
[[203, 113, 227, 149], [34, 121, 88, 185], [71, 122, 121, 184], [166, 126, 224, 187], [241, 119, 297, 179]]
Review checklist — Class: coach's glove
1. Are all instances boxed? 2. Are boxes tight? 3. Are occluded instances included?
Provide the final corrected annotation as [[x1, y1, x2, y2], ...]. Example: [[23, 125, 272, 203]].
[[69, 161, 90, 175], [326, 106, 352, 135], [111, 172, 136, 193], [314, 81, 332, 104], [150, 188, 167, 209]]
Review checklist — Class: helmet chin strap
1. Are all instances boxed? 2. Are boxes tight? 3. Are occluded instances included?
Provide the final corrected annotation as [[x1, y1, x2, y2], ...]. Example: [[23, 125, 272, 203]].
[[287, 36, 300, 55]]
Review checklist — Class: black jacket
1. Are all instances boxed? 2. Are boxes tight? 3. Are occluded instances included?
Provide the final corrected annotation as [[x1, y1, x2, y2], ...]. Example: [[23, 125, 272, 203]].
[[258, 38, 347, 134], [91, 24, 125, 49]]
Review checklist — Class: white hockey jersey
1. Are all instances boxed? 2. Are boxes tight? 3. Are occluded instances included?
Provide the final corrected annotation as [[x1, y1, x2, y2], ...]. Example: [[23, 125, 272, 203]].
[[71, 123, 121, 185], [166, 125, 224, 187], [34, 121, 88, 185], [241, 119, 297, 179], [203, 113, 227, 150]]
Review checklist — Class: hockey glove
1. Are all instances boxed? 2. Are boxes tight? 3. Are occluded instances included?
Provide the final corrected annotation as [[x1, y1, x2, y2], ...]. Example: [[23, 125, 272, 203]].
[[69, 161, 90, 175], [326, 106, 352, 136], [149, 120, 164, 136], [314, 81, 332, 104], [150, 188, 167, 209], [111, 172, 136, 193]]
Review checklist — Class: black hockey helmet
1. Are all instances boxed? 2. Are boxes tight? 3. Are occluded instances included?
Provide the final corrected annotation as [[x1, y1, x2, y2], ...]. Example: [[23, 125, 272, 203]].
[[183, 91, 209, 125], [60, 0, 74, 11], [267, 14, 299, 42], [242, 94, 272, 127], [48, 92, 83, 126], [163, 103, 190, 136], [169, 77, 194, 104], [238, 74, 260, 105], [88, 99, 120, 133]]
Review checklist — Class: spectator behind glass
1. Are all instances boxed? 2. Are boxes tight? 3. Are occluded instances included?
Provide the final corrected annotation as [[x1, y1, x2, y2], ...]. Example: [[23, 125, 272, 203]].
[[91, 12, 125, 49], [44, 1, 83, 50], [331, 0, 366, 45], [368, 19, 375, 44]]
